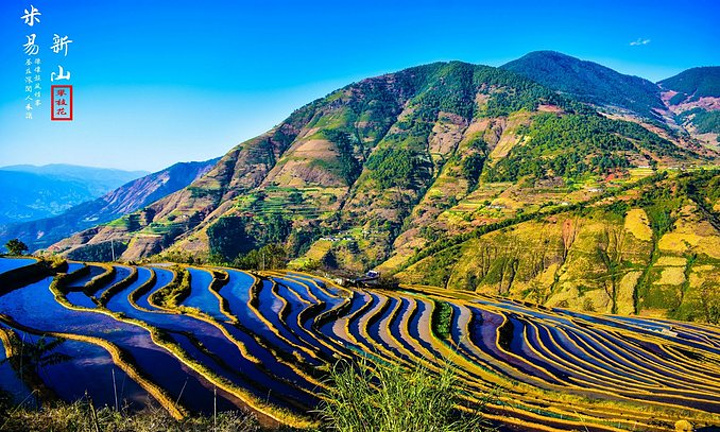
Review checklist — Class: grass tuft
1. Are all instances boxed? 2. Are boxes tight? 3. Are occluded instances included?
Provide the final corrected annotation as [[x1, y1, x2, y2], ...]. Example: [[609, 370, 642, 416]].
[[318, 358, 491, 432]]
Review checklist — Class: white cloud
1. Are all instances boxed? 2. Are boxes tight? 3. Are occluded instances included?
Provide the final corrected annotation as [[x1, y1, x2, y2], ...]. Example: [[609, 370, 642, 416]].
[[630, 38, 651, 46]]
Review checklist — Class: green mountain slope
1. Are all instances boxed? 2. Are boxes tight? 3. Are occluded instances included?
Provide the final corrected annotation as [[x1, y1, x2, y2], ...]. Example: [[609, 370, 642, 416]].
[[397, 170, 720, 321], [45, 56, 720, 322], [659, 67, 720, 145], [501, 51, 666, 118], [659, 66, 720, 100]]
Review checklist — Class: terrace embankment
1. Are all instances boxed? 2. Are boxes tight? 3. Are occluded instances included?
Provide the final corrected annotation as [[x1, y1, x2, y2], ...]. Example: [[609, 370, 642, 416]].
[[0, 258, 718, 431]]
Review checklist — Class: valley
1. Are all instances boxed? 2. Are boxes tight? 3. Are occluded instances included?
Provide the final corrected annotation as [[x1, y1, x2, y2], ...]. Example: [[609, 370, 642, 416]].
[[2, 50, 720, 431], [35, 54, 720, 327]]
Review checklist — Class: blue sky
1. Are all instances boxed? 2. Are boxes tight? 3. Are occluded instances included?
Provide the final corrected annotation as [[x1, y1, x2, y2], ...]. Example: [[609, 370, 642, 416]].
[[1, 0, 719, 172]]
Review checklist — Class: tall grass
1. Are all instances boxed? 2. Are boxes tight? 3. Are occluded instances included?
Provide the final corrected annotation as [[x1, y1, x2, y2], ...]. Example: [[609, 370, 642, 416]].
[[318, 358, 492, 432], [0, 399, 260, 432]]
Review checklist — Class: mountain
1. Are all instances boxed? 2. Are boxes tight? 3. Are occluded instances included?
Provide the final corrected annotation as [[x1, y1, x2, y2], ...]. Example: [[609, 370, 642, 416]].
[[46, 56, 720, 322], [1, 164, 148, 196], [658, 67, 720, 145], [659, 66, 720, 100], [0, 165, 147, 225], [500, 51, 666, 118], [0, 159, 217, 252], [48, 62, 702, 258]]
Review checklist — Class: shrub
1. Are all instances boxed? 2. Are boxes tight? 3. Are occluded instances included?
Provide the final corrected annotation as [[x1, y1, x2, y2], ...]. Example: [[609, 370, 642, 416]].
[[461, 153, 486, 191], [151, 267, 191, 308], [432, 300, 454, 339], [207, 217, 255, 261], [67, 241, 127, 262], [365, 147, 423, 190], [323, 130, 363, 186]]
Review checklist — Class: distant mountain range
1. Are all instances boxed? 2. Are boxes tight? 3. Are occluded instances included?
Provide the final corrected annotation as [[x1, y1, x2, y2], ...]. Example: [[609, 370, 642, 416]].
[[31, 51, 720, 321], [1, 160, 217, 252], [0, 164, 148, 225]]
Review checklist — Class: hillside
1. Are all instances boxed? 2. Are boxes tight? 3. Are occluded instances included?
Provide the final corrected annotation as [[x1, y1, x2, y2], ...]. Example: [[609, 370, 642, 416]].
[[659, 67, 720, 146], [500, 51, 666, 118], [46, 57, 720, 322], [0, 165, 147, 225], [659, 66, 720, 99], [396, 170, 720, 322], [1, 159, 217, 253]]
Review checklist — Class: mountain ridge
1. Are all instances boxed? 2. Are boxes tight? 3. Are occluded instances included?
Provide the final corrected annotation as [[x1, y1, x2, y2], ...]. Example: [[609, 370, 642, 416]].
[[42, 52, 720, 322], [0, 165, 148, 225], [500, 50, 667, 118], [1, 159, 217, 253], [658, 66, 720, 97]]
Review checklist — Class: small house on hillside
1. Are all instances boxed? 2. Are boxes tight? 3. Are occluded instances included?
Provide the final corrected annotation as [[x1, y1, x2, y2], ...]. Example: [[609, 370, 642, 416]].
[[332, 271, 381, 287]]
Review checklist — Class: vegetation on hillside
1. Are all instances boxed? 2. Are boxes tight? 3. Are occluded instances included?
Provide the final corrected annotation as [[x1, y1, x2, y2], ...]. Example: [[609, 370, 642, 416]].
[[322, 130, 363, 186], [44, 56, 716, 315], [501, 51, 665, 118], [679, 108, 720, 135], [208, 214, 291, 263], [230, 243, 288, 270], [66, 241, 127, 262], [400, 169, 720, 322], [365, 147, 425, 189], [659, 66, 720, 99], [485, 113, 685, 182], [207, 217, 256, 260]]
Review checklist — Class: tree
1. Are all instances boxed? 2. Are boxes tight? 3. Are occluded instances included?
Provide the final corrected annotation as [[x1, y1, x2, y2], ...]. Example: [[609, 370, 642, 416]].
[[461, 153, 486, 191], [596, 225, 626, 313], [561, 217, 582, 261], [4, 239, 28, 256], [233, 244, 287, 270], [207, 217, 254, 261], [287, 191, 303, 205], [263, 213, 291, 244]]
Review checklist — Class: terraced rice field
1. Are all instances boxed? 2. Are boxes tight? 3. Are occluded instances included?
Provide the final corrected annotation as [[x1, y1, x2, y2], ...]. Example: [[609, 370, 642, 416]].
[[0, 257, 718, 431]]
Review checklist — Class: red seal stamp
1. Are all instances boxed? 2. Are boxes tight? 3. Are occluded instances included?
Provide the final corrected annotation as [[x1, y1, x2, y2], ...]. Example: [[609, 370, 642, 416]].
[[51, 85, 73, 121]]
